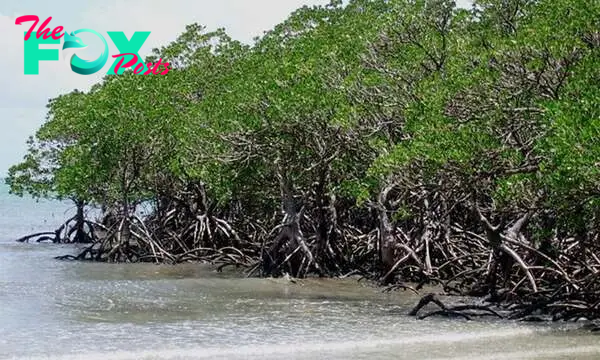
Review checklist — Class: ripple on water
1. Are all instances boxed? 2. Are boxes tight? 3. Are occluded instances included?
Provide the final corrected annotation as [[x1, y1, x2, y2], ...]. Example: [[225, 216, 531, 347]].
[[1, 239, 599, 359]]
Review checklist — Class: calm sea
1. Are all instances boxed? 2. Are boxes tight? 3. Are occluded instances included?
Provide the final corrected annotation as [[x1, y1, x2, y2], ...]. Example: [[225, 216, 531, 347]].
[[0, 182, 72, 243]]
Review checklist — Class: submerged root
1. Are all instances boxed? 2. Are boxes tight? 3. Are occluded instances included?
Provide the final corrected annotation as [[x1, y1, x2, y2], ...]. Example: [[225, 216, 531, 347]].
[[408, 293, 505, 320]]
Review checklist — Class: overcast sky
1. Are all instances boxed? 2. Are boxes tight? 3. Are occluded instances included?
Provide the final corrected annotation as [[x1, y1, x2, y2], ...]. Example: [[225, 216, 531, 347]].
[[0, 0, 471, 177]]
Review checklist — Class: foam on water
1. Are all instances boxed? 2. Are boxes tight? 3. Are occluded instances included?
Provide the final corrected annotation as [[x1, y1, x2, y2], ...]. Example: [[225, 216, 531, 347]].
[[434, 346, 600, 360], [4, 328, 542, 360]]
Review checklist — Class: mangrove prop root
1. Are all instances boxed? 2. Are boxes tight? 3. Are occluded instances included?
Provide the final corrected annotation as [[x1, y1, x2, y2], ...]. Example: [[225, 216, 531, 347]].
[[16, 232, 57, 243], [408, 293, 505, 320], [37, 181, 600, 323]]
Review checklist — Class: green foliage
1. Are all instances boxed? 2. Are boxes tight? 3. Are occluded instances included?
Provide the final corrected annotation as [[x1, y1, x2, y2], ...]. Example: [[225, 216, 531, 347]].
[[6, 0, 600, 238]]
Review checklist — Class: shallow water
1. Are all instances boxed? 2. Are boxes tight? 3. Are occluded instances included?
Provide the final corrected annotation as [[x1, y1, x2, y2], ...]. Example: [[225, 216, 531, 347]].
[[1, 186, 600, 359]]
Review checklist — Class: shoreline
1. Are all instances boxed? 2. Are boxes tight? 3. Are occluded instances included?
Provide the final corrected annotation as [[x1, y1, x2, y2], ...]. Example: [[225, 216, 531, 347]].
[[11, 236, 600, 331]]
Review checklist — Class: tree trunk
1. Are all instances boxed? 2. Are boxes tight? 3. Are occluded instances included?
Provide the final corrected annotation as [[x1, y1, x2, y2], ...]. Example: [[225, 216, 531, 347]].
[[377, 184, 397, 284], [73, 199, 89, 243]]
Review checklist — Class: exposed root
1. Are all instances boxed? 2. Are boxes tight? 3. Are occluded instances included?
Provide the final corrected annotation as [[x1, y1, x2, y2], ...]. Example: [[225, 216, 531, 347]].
[[408, 293, 505, 320]]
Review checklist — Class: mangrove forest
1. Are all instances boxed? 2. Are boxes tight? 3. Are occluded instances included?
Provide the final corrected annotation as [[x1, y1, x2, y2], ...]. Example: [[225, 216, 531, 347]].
[[6, 0, 600, 323]]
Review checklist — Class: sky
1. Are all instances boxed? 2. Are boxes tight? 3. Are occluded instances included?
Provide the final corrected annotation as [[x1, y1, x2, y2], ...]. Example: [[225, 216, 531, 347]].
[[0, 0, 472, 177]]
